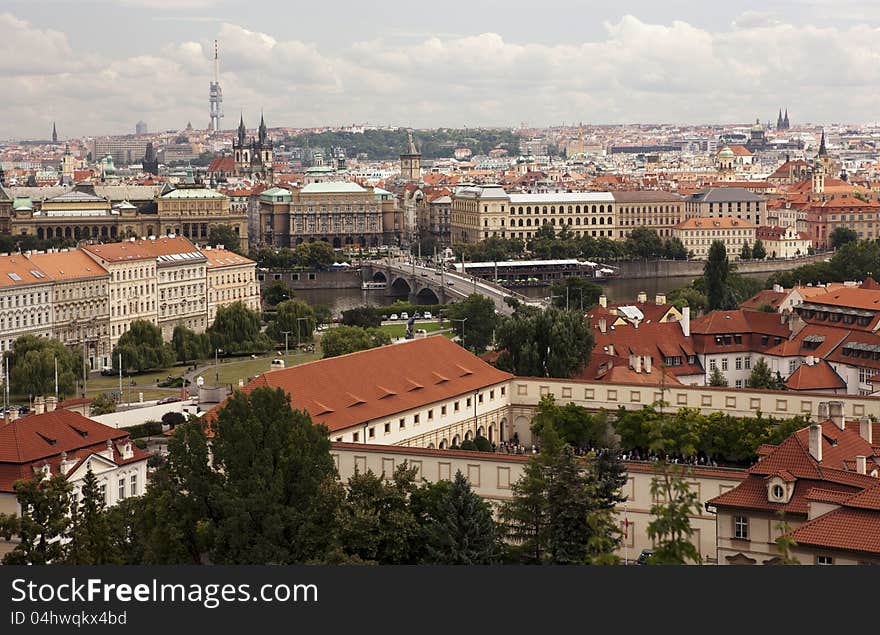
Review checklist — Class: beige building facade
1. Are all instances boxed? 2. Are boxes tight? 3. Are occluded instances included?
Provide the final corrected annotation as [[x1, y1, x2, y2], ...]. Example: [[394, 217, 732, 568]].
[[203, 247, 260, 325], [0, 255, 53, 358], [674, 216, 756, 260]]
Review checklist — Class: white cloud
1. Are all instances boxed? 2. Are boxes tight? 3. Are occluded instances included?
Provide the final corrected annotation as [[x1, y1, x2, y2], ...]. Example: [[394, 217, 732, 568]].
[[6, 12, 880, 138]]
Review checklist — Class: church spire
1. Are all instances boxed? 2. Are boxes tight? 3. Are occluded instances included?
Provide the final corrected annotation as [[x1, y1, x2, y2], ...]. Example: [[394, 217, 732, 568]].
[[818, 129, 827, 157], [777, 109, 783, 130], [783, 108, 789, 129], [52, 122, 58, 144], [237, 112, 246, 144], [258, 111, 267, 144]]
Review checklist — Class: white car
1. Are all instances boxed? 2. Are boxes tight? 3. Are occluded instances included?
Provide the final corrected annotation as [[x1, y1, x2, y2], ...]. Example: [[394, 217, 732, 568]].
[[400, 312, 409, 320], [389, 313, 399, 321], [423, 311, 433, 319]]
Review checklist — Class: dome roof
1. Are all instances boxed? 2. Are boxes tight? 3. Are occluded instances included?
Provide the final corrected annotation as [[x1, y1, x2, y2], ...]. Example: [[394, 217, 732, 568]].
[[718, 146, 735, 159]]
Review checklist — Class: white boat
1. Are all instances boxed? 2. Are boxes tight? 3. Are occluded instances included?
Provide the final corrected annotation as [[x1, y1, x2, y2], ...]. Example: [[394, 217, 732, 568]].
[[362, 281, 387, 290]]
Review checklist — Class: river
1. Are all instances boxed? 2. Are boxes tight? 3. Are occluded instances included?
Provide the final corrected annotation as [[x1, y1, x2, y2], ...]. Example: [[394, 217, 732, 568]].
[[294, 272, 770, 315]]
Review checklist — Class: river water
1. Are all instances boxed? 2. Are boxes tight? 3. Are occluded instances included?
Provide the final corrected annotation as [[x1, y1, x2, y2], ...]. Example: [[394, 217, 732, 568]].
[[294, 272, 770, 315]]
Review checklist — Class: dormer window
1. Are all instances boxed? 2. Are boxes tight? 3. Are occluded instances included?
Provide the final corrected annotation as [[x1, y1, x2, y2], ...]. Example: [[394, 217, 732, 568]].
[[772, 484, 784, 499]]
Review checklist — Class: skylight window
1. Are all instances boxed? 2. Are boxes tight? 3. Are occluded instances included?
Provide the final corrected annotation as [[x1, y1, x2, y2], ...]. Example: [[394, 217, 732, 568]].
[[7, 272, 21, 281], [30, 270, 45, 278]]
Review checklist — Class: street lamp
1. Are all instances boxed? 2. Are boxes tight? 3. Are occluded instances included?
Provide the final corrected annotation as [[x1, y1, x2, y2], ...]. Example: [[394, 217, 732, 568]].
[[450, 317, 467, 349], [280, 330, 292, 364]]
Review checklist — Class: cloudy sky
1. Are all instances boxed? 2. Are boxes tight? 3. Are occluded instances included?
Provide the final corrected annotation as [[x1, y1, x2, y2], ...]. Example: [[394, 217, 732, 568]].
[[4, 0, 880, 139]]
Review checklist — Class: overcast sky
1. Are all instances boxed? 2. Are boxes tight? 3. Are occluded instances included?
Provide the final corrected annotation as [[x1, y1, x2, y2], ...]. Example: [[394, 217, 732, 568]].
[[4, 0, 880, 139]]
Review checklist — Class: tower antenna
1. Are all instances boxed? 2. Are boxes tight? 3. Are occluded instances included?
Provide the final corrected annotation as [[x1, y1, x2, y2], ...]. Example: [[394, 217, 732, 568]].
[[209, 39, 224, 133]]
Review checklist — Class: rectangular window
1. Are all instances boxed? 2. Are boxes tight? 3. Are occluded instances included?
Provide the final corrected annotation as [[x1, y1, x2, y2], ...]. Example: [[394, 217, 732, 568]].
[[709, 359, 717, 371], [466, 397, 472, 408], [441, 405, 447, 416], [490, 389, 495, 399], [789, 360, 798, 373], [130, 474, 138, 497], [816, 555, 833, 565], [427, 409, 433, 420], [99, 483, 106, 503], [744, 357, 751, 370], [721, 358, 728, 371], [384, 422, 391, 434], [501, 386, 506, 396], [734, 515, 749, 540], [735, 357, 742, 370], [399, 418, 406, 429], [735, 380, 743, 388], [414, 414, 420, 424], [118, 478, 126, 501], [368, 426, 375, 439], [478, 393, 483, 404], [454, 401, 460, 412], [352, 432, 359, 442]]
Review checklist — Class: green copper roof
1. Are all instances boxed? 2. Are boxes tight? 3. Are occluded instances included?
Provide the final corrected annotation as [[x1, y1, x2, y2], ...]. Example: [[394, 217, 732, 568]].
[[161, 188, 227, 200], [300, 182, 366, 194], [12, 197, 33, 211]]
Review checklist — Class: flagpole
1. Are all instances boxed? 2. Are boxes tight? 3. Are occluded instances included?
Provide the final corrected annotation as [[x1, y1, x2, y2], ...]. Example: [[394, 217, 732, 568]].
[[624, 502, 629, 566]]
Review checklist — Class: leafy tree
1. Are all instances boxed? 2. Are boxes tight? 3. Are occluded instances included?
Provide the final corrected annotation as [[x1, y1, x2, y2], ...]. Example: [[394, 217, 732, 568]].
[[708, 367, 728, 387], [830, 227, 858, 250], [320, 325, 391, 358], [90, 392, 117, 415], [424, 470, 498, 564], [646, 462, 702, 564], [171, 325, 212, 363], [746, 357, 784, 390], [207, 224, 242, 254], [65, 468, 120, 564], [5, 335, 78, 399], [625, 227, 664, 259], [209, 387, 342, 564], [704, 240, 737, 310], [341, 306, 382, 328], [162, 411, 187, 429], [294, 241, 336, 268], [313, 305, 332, 328], [529, 394, 604, 448], [740, 242, 752, 260], [499, 438, 554, 563], [592, 448, 628, 510], [772, 512, 800, 565], [113, 320, 175, 373], [548, 277, 604, 311], [664, 237, 688, 260], [445, 294, 498, 353], [495, 306, 594, 378], [752, 239, 767, 260], [666, 285, 708, 313], [0, 472, 71, 564], [263, 280, 295, 307], [208, 302, 272, 355], [267, 299, 316, 344]]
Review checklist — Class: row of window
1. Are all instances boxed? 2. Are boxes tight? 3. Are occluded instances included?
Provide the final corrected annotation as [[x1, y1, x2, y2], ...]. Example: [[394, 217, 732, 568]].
[[0, 291, 50, 308], [709, 356, 753, 372]]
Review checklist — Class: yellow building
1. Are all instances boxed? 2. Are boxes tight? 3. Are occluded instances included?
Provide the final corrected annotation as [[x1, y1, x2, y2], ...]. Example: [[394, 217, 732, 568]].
[[673, 216, 756, 260], [202, 247, 260, 325]]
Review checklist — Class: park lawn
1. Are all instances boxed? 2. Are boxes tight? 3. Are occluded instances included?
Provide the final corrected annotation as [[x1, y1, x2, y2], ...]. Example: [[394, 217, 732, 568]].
[[208, 351, 322, 388], [378, 321, 446, 339]]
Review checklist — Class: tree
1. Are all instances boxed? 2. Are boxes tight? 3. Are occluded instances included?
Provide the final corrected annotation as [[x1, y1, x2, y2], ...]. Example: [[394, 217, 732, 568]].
[[90, 392, 117, 415], [207, 224, 242, 254], [666, 285, 708, 313], [267, 299, 316, 343], [495, 306, 594, 378], [752, 239, 767, 260], [294, 241, 335, 269], [548, 277, 603, 311], [65, 468, 120, 564], [500, 439, 553, 563], [704, 240, 737, 310], [445, 294, 497, 353], [592, 448, 628, 511], [341, 306, 382, 328], [208, 302, 272, 355], [113, 320, 175, 373], [740, 242, 752, 260], [162, 411, 187, 429], [664, 237, 688, 260], [5, 335, 78, 399], [772, 511, 800, 565], [209, 387, 341, 564], [746, 357, 784, 390], [708, 367, 728, 387], [529, 394, 604, 448], [625, 227, 664, 259], [830, 227, 858, 250], [171, 325, 211, 363], [313, 305, 332, 329], [423, 470, 498, 564], [0, 472, 71, 564], [263, 280, 294, 307], [646, 462, 702, 564], [320, 325, 391, 358]]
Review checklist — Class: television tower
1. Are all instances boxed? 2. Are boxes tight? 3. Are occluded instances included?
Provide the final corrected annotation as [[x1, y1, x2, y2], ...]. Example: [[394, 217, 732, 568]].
[[209, 40, 223, 133]]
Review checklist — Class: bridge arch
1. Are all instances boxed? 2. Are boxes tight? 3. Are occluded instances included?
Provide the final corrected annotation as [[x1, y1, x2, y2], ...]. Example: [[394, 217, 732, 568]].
[[372, 270, 387, 283], [414, 287, 440, 305], [390, 277, 412, 295]]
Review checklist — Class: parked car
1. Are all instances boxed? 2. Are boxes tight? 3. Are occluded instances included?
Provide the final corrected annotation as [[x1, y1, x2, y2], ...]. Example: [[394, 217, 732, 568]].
[[636, 549, 654, 565], [423, 311, 433, 319], [413, 312, 422, 319], [157, 396, 182, 405], [389, 313, 399, 321], [400, 312, 409, 320], [100, 366, 115, 376]]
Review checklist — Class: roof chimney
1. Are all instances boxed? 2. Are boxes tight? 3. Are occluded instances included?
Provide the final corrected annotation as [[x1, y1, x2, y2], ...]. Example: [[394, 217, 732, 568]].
[[644, 355, 652, 373], [809, 424, 823, 463], [33, 396, 45, 415], [607, 343, 614, 357], [860, 416, 873, 445], [818, 401, 829, 421], [45, 396, 57, 413], [655, 293, 666, 306], [599, 317, 607, 333], [599, 295, 607, 308], [637, 291, 647, 303], [828, 401, 845, 430], [681, 306, 690, 337], [856, 455, 867, 475]]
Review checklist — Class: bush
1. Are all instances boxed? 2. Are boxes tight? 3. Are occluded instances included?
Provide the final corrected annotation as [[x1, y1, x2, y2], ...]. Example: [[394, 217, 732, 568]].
[[161, 411, 187, 429], [133, 439, 148, 450], [459, 439, 478, 451], [474, 435, 493, 452], [127, 420, 163, 439]]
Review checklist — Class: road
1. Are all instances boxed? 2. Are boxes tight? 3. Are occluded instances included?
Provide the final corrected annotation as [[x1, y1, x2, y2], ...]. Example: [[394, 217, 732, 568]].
[[382, 258, 546, 316]]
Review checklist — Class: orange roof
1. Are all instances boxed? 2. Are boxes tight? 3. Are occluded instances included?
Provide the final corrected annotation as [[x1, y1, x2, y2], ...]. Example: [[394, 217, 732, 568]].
[[675, 216, 755, 230], [26, 249, 108, 281], [202, 247, 254, 268], [784, 359, 846, 391], [790, 506, 880, 555], [804, 286, 880, 312], [691, 309, 789, 337], [83, 236, 200, 263], [726, 145, 752, 156], [740, 289, 786, 311], [0, 255, 51, 288], [205, 337, 512, 434]]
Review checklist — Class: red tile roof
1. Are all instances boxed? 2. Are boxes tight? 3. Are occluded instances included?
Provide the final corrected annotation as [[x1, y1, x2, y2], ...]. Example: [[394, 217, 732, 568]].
[[784, 360, 846, 391], [26, 249, 109, 281], [205, 337, 512, 434], [789, 506, 880, 555]]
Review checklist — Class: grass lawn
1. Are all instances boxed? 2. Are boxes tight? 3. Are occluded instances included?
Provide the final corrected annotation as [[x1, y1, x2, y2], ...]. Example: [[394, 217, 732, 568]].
[[377, 321, 447, 339], [207, 351, 321, 388]]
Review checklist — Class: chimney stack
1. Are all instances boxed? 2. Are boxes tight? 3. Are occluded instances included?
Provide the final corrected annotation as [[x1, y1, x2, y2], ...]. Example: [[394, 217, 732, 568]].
[[599, 295, 607, 308], [809, 424, 823, 463], [860, 416, 873, 444], [655, 293, 666, 306], [856, 455, 867, 475], [828, 401, 845, 430], [33, 396, 45, 415], [46, 396, 57, 413], [607, 344, 614, 357], [599, 317, 607, 333], [818, 401, 829, 421], [637, 291, 647, 304], [644, 355, 652, 373], [681, 306, 691, 337], [773, 284, 784, 293]]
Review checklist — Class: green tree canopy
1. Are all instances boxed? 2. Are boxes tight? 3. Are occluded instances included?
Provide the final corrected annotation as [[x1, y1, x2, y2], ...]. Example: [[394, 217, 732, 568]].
[[65, 468, 120, 564], [625, 227, 665, 259], [708, 367, 728, 387], [830, 227, 858, 250], [263, 279, 295, 307], [444, 294, 498, 353], [646, 463, 702, 564], [171, 325, 212, 363], [208, 302, 272, 355], [267, 299, 317, 344], [495, 306, 594, 378], [293, 241, 336, 269], [704, 240, 738, 310], [5, 335, 78, 399], [740, 242, 753, 260], [113, 320, 175, 373], [752, 238, 767, 260], [207, 224, 242, 254], [320, 325, 391, 358], [746, 357, 785, 390], [0, 472, 71, 564], [341, 306, 382, 328], [548, 277, 604, 311]]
